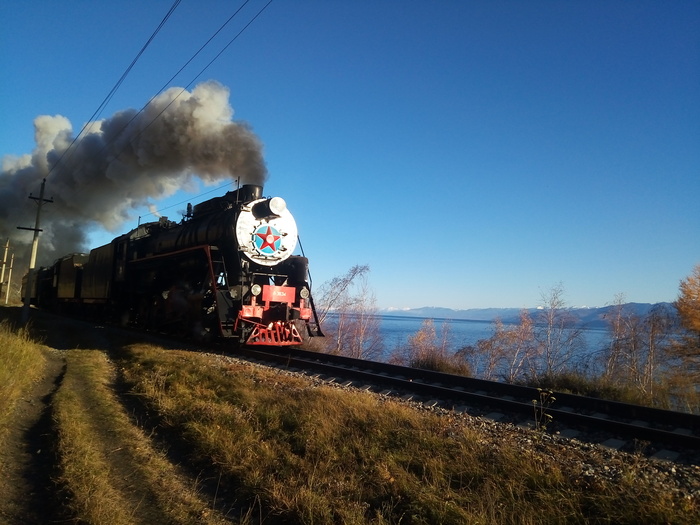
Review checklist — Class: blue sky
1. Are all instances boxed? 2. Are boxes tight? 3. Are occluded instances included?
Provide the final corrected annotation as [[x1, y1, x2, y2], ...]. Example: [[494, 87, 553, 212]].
[[1, 1, 698, 310]]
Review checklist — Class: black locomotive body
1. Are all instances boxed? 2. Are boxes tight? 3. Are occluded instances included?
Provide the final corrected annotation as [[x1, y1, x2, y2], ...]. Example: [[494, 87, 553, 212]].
[[27, 184, 322, 346]]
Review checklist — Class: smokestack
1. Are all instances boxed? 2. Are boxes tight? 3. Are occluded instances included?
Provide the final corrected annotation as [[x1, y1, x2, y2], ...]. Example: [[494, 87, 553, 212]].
[[0, 80, 267, 272]]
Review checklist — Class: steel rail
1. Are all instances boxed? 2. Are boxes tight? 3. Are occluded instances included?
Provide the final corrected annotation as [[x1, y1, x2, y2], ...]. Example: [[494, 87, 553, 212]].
[[237, 346, 700, 453]]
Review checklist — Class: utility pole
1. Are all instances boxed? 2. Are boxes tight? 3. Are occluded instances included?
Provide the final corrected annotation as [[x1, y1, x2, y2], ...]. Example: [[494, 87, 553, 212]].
[[0, 239, 8, 300], [5, 254, 14, 305], [18, 179, 53, 324]]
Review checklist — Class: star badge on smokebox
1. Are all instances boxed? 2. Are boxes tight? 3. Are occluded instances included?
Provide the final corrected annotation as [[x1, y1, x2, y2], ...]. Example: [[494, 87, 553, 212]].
[[253, 225, 281, 255]]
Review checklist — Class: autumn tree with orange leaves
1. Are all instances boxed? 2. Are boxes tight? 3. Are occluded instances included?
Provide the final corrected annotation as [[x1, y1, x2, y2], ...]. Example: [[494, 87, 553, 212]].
[[676, 264, 700, 334], [673, 264, 700, 373]]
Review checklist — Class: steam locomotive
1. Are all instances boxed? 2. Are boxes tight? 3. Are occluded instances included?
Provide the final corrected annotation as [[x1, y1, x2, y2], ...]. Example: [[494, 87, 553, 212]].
[[25, 184, 323, 346]]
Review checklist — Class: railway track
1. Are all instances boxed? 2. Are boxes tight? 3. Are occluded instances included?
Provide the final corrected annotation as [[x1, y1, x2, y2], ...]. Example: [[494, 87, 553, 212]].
[[19, 307, 700, 463], [235, 345, 700, 464]]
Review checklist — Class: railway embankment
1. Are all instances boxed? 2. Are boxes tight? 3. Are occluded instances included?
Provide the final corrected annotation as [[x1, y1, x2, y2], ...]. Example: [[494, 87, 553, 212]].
[[1, 306, 699, 524]]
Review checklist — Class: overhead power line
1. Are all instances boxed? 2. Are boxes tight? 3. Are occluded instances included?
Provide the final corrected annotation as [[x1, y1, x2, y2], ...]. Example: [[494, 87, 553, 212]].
[[46, 0, 183, 180], [24, 0, 275, 287], [138, 180, 238, 222], [16, 2, 181, 320], [49, 0, 274, 210], [107, 0, 275, 176]]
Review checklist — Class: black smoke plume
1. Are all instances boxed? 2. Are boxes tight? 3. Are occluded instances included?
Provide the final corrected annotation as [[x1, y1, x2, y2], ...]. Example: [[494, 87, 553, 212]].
[[0, 81, 266, 272]]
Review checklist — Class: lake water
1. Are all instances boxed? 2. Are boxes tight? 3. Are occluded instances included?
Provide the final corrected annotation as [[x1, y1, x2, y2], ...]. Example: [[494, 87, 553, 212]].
[[378, 314, 609, 357], [380, 315, 495, 350]]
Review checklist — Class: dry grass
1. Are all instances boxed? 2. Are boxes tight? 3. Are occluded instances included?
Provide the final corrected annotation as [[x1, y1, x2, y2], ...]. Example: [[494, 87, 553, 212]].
[[526, 370, 700, 413], [52, 349, 231, 524], [0, 319, 46, 427], [1, 306, 697, 524], [0, 319, 48, 512], [120, 344, 699, 524]]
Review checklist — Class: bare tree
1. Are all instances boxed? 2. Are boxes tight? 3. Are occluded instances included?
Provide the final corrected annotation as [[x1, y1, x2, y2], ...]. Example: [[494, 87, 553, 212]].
[[533, 283, 584, 380], [389, 318, 470, 374], [311, 265, 383, 360], [615, 310, 647, 392], [641, 304, 675, 399], [456, 336, 498, 381], [503, 310, 536, 382], [314, 265, 369, 326], [389, 318, 436, 367], [601, 293, 630, 381], [465, 310, 535, 382], [335, 274, 383, 360], [601, 297, 675, 401]]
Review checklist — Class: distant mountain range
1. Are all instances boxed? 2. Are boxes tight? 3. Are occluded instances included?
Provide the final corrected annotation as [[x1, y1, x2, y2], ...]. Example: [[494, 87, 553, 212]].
[[379, 303, 674, 329]]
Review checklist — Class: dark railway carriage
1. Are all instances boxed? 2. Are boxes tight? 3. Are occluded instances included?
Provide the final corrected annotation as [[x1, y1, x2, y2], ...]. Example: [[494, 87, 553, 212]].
[[56, 254, 89, 303], [29, 184, 323, 346]]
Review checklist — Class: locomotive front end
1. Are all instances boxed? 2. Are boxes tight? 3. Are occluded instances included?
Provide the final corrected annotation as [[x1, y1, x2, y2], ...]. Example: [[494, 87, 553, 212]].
[[231, 190, 315, 345]]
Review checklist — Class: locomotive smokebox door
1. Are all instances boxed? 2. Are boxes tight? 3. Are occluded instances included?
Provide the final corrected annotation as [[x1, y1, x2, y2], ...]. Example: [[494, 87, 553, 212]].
[[236, 197, 298, 266]]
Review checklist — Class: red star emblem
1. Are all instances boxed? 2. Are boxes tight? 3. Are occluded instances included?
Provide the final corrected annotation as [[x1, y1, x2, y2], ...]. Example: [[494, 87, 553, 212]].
[[256, 226, 281, 251]]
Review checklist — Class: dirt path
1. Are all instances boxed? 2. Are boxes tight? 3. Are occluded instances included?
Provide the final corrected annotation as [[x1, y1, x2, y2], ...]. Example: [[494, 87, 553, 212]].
[[1, 307, 232, 524], [0, 346, 66, 523]]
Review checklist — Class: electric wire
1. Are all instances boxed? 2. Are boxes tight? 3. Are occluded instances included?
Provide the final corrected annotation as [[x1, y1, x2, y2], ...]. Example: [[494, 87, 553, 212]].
[[46, 0, 182, 180], [148, 0, 256, 105], [107, 0, 274, 220], [51, 0, 273, 216], [137, 180, 236, 223], [95, 0, 256, 167], [110, 0, 274, 173], [36, 0, 275, 249]]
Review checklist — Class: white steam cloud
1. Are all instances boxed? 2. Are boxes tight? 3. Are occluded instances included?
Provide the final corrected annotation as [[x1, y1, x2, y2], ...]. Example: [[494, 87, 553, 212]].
[[0, 80, 266, 270]]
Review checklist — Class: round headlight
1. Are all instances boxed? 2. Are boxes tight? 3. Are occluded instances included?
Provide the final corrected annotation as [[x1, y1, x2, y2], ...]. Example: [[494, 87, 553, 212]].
[[252, 197, 287, 219], [300, 288, 310, 299], [268, 196, 287, 215], [251, 284, 262, 296]]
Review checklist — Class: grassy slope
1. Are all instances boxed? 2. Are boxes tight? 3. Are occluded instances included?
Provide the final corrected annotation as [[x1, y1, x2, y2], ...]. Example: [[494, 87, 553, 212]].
[[120, 343, 698, 524], [1, 308, 698, 524]]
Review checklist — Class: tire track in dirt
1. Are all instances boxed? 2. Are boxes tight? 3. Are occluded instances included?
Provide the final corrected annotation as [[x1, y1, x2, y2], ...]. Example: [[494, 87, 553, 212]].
[[1, 308, 233, 524], [0, 347, 66, 524], [53, 350, 231, 524]]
